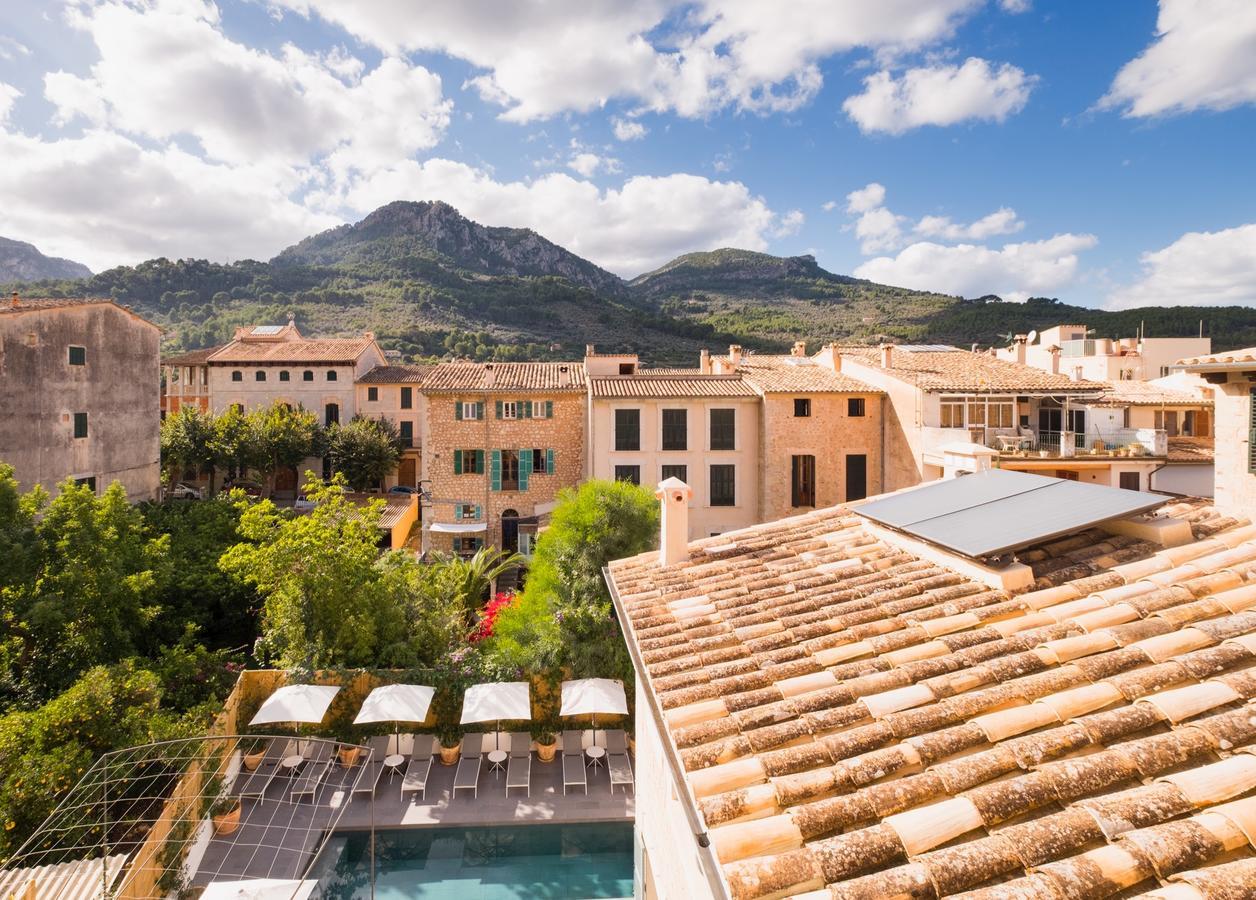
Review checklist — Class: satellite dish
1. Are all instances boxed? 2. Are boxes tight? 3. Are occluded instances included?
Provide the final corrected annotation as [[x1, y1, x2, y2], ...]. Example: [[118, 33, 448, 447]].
[[1026, 329, 1039, 344]]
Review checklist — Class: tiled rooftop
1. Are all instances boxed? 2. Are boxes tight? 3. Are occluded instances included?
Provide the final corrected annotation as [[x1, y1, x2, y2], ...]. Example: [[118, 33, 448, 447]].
[[421, 361, 586, 393], [737, 355, 877, 394], [1092, 380, 1213, 407], [1179, 347, 1256, 369], [1167, 437, 1216, 464], [208, 336, 377, 364], [162, 345, 224, 367], [608, 499, 1256, 899], [590, 375, 759, 399], [357, 364, 429, 384], [841, 347, 1107, 393]]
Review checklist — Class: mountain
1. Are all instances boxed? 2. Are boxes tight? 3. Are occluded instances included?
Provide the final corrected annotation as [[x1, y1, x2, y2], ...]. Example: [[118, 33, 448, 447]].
[[0, 237, 91, 282], [8, 201, 1256, 363]]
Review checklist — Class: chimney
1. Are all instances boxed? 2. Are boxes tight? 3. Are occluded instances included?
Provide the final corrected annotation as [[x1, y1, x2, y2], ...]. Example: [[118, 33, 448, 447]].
[[791, 340, 807, 358], [879, 343, 894, 369], [1047, 344, 1061, 375], [814, 343, 841, 373], [728, 344, 743, 366], [699, 349, 711, 375], [484, 362, 496, 387], [656, 478, 692, 567], [364, 331, 375, 341], [585, 344, 596, 357], [1014, 334, 1027, 365], [10, 291, 18, 308]]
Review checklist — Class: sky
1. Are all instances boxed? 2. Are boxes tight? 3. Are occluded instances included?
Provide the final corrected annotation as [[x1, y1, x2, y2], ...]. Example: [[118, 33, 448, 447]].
[[0, 0, 1253, 309]]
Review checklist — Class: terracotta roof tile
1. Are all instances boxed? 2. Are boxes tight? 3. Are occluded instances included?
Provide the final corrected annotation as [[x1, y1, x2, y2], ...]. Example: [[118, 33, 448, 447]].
[[209, 336, 376, 364], [608, 495, 1256, 899], [736, 355, 878, 394], [1092, 380, 1213, 407], [0, 297, 112, 314], [356, 364, 428, 384], [1167, 436, 1215, 463], [1180, 346, 1256, 369], [590, 375, 758, 399], [161, 345, 224, 366], [841, 346, 1107, 393], [420, 361, 586, 392]]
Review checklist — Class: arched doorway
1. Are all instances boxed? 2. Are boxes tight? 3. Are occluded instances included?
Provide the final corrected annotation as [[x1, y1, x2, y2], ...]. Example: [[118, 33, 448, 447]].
[[501, 509, 519, 553], [273, 466, 298, 497]]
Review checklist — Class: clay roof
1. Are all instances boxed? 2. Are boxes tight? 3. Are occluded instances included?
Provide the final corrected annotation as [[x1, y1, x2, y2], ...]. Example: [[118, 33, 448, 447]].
[[737, 355, 878, 394], [641, 367, 706, 376], [208, 336, 376, 364], [607, 498, 1256, 899], [1179, 347, 1256, 370], [162, 345, 224, 366], [590, 374, 758, 399], [1092, 380, 1213, 407], [1168, 436, 1216, 464], [420, 361, 586, 393], [357, 364, 428, 385], [0, 296, 159, 331], [842, 347, 1106, 393]]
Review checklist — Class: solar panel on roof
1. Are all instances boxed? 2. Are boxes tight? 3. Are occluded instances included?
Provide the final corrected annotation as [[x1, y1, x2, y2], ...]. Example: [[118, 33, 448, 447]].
[[251, 325, 285, 334], [897, 344, 962, 352], [855, 469, 1165, 559]]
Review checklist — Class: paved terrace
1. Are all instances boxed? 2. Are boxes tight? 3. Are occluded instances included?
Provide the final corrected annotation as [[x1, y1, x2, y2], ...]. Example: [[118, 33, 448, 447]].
[[190, 745, 633, 886]]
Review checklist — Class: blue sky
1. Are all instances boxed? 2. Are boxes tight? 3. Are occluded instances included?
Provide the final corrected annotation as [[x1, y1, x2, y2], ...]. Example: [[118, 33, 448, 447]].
[[0, 0, 1253, 309]]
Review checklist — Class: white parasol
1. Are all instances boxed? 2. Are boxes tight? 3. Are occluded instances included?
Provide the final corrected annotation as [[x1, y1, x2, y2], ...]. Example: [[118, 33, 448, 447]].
[[560, 678, 628, 744], [461, 681, 531, 751], [353, 684, 436, 753]]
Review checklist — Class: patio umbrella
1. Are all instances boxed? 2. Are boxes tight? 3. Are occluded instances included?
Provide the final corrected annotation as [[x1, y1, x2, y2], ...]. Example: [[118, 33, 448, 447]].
[[559, 678, 628, 744], [249, 684, 340, 752], [200, 880, 318, 900], [353, 684, 435, 753], [461, 681, 531, 751]]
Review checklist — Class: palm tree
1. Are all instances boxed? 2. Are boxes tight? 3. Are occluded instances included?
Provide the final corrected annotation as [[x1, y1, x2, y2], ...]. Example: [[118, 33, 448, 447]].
[[446, 546, 525, 615]]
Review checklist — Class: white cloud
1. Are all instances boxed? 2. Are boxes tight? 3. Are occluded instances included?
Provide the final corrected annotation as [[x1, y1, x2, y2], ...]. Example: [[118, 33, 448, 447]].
[[1100, 0, 1256, 118], [844, 182, 1023, 254], [314, 160, 780, 276], [0, 126, 337, 271], [999, 0, 1031, 12], [567, 151, 621, 177], [611, 117, 647, 140], [772, 209, 805, 237], [0, 36, 31, 61], [1107, 224, 1256, 309], [843, 57, 1035, 134], [0, 82, 20, 123], [270, 0, 984, 121], [47, 0, 451, 174], [855, 233, 1098, 300], [821, 200, 838, 212]]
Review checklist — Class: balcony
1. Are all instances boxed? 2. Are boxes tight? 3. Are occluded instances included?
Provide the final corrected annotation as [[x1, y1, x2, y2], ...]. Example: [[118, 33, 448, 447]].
[[922, 425, 1168, 463]]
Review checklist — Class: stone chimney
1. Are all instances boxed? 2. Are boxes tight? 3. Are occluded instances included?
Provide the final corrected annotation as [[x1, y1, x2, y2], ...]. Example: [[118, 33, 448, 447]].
[[9, 291, 18, 308], [1047, 344, 1061, 375], [484, 362, 496, 387], [791, 340, 807, 358], [879, 343, 894, 369], [656, 477, 692, 567], [814, 343, 841, 373], [364, 331, 375, 341], [728, 344, 743, 366], [585, 344, 596, 357], [699, 349, 712, 374], [1014, 335, 1027, 365]]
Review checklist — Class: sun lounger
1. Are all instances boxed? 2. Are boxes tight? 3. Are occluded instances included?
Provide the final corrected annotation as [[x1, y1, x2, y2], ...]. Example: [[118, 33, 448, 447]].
[[290, 741, 333, 802], [235, 738, 290, 800], [506, 732, 531, 798], [562, 730, 586, 795], [452, 733, 483, 799], [606, 730, 634, 794], [400, 735, 434, 802], [351, 736, 391, 798]]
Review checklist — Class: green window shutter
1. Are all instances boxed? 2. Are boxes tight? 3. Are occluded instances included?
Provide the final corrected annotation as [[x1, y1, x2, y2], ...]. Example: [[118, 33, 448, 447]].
[[545, 400, 553, 419], [490, 449, 502, 491], [475, 505, 482, 520], [473, 402, 483, 420], [524, 400, 533, 418], [519, 447, 532, 491], [455, 505, 463, 520], [453, 449, 463, 475], [495, 400, 503, 419], [546, 448, 554, 474], [474, 449, 484, 474], [455, 402, 463, 421]]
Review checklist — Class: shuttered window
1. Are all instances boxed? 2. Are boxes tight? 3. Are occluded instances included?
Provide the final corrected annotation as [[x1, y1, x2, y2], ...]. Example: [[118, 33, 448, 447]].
[[615, 409, 640, 451], [710, 464, 736, 506], [401, 387, 413, 409], [710, 409, 736, 450], [453, 449, 484, 474], [791, 455, 816, 507], [662, 409, 687, 451]]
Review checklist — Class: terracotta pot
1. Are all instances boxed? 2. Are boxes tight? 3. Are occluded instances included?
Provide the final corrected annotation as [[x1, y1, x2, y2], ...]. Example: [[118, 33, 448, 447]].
[[439, 741, 461, 766], [535, 740, 557, 763], [338, 746, 362, 768], [212, 805, 241, 836], [242, 750, 265, 771]]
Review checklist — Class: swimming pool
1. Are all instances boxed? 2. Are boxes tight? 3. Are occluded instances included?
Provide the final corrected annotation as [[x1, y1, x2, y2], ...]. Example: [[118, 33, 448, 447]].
[[312, 823, 634, 900]]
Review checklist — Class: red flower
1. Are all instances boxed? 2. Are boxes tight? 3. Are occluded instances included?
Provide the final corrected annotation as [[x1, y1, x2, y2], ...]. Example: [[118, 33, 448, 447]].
[[470, 591, 516, 642]]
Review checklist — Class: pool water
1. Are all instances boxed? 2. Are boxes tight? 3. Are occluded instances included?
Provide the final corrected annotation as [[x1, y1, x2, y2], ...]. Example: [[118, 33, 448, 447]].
[[312, 824, 634, 900]]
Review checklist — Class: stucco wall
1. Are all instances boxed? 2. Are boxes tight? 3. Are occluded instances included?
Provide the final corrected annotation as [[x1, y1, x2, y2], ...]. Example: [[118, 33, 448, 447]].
[[1211, 376, 1256, 515], [208, 361, 362, 418], [0, 303, 160, 500], [356, 382, 426, 489], [838, 357, 924, 491]]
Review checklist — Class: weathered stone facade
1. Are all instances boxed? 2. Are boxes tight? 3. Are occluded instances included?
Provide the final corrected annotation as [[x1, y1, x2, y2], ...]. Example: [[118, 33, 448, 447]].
[[0, 298, 161, 500]]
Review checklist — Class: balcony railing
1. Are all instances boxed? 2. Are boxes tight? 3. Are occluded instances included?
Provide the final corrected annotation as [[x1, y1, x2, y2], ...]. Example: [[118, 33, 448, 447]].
[[987, 427, 1167, 458]]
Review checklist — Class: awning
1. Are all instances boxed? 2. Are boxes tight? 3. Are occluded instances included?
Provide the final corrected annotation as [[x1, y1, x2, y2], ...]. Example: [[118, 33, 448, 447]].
[[429, 522, 488, 534]]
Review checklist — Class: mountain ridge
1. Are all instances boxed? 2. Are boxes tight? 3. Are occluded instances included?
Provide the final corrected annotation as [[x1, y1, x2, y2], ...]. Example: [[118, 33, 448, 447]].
[[0, 237, 91, 282]]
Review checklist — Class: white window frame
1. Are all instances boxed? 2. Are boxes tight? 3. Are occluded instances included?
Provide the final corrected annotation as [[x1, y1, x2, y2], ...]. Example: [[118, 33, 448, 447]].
[[460, 401, 479, 420], [502, 401, 519, 419]]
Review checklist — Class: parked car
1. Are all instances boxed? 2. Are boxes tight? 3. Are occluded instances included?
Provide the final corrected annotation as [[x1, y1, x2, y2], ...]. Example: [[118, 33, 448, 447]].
[[388, 485, 419, 495], [293, 493, 316, 511], [167, 482, 203, 501]]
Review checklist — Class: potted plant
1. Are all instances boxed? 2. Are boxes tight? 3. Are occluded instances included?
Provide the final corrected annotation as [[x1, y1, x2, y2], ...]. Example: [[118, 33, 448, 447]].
[[335, 725, 365, 768], [531, 720, 558, 763], [436, 725, 463, 766], [239, 737, 266, 771], [210, 793, 241, 835]]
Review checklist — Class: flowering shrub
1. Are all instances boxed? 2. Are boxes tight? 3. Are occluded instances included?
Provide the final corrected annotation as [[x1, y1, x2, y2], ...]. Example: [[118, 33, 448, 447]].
[[470, 592, 515, 643]]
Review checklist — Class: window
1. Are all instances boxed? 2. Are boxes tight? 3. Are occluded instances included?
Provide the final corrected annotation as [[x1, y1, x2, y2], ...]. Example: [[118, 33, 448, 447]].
[[231, 370, 243, 382], [501, 401, 519, 420], [279, 370, 290, 382], [791, 455, 816, 507], [709, 409, 735, 450], [615, 409, 640, 451], [1119, 471, 1141, 491], [991, 401, 1015, 429], [458, 401, 482, 421], [454, 449, 485, 475], [1154, 409, 1180, 437], [367, 386, 378, 401], [500, 449, 520, 490], [327, 370, 338, 381], [68, 346, 86, 366], [401, 387, 413, 409], [794, 398, 811, 417], [940, 397, 964, 428], [169, 369, 179, 384], [74, 476, 96, 492], [303, 370, 314, 382], [532, 448, 553, 474], [619, 362, 636, 375], [847, 397, 866, 417], [614, 465, 641, 485], [710, 464, 736, 506], [231, 403, 244, 414], [458, 504, 480, 520], [255, 370, 266, 381], [324, 403, 339, 426], [1160, 366, 1172, 378], [399, 421, 414, 447], [453, 537, 484, 555], [661, 464, 688, 483], [73, 412, 88, 438], [662, 409, 687, 451]]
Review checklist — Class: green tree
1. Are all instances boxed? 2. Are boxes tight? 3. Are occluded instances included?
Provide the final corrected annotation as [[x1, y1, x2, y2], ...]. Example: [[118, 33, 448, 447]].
[[326, 415, 402, 491], [440, 546, 524, 617], [160, 406, 217, 489], [489, 479, 657, 678], [218, 475, 412, 668], [247, 402, 324, 492], [211, 405, 263, 486]]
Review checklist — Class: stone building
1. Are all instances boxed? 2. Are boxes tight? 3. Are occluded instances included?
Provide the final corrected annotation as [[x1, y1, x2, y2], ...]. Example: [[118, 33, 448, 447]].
[[354, 365, 428, 491], [160, 345, 218, 417], [995, 323, 1210, 382], [0, 295, 161, 500], [419, 361, 586, 556], [1181, 345, 1256, 515]]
